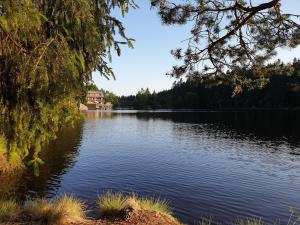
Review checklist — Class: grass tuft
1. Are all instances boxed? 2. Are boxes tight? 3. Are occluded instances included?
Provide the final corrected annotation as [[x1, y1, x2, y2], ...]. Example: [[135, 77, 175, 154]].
[[25, 195, 86, 224], [97, 192, 128, 217], [238, 219, 266, 225], [0, 198, 19, 222], [97, 192, 172, 218], [138, 197, 172, 215]]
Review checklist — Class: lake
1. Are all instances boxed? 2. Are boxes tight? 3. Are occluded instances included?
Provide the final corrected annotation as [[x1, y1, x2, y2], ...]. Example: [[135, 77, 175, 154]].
[[2, 110, 300, 224]]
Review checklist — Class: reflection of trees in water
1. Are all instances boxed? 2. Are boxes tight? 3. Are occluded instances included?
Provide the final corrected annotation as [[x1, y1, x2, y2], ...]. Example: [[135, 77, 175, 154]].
[[132, 111, 300, 178], [0, 121, 84, 199], [132, 111, 300, 148]]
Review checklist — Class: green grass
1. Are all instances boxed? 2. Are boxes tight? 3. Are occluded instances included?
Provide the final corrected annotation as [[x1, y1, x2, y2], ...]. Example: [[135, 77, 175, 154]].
[[97, 192, 173, 218], [97, 192, 128, 217], [0, 198, 19, 222], [25, 195, 86, 224]]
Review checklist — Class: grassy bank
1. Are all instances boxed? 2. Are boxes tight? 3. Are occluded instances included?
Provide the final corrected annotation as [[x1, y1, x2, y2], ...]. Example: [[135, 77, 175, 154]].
[[0, 192, 181, 225], [0, 195, 86, 224], [1, 193, 299, 225]]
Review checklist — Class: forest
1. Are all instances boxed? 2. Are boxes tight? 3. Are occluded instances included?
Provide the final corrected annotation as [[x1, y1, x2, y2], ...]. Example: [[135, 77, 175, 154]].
[[119, 59, 300, 109]]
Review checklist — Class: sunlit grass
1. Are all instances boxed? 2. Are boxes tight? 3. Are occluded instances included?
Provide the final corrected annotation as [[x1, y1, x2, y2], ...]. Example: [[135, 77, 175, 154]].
[[1, 193, 299, 225], [97, 191, 173, 218], [0, 198, 19, 222], [97, 192, 128, 217], [138, 197, 172, 215], [25, 195, 86, 224]]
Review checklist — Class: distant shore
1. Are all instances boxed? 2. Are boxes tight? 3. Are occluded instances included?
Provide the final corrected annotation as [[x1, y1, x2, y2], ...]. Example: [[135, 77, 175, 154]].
[[108, 107, 300, 112]]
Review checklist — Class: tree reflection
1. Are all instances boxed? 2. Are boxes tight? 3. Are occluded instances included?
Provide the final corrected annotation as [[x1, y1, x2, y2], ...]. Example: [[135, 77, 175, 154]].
[[0, 121, 84, 200]]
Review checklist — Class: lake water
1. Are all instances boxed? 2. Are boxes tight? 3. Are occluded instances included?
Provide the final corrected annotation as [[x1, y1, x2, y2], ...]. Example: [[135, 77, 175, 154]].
[[2, 110, 300, 224]]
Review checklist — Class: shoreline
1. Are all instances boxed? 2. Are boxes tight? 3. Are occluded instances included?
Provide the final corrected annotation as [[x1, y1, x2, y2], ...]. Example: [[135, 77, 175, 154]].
[[0, 194, 182, 225]]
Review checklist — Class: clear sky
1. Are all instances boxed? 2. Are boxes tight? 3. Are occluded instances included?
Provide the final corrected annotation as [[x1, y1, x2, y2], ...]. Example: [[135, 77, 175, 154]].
[[92, 0, 300, 96]]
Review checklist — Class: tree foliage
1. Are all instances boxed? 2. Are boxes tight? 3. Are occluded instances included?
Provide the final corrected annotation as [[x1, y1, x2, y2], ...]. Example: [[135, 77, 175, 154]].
[[86, 82, 100, 91], [0, 0, 136, 173], [151, 0, 300, 80], [100, 88, 119, 108], [119, 59, 300, 109]]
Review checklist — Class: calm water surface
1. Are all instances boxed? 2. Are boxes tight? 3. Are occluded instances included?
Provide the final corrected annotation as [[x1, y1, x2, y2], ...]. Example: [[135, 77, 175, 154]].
[[3, 110, 300, 224]]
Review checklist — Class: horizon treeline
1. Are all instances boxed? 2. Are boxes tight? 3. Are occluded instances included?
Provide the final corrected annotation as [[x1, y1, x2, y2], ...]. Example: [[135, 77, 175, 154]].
[[119, 59, 300, 109]]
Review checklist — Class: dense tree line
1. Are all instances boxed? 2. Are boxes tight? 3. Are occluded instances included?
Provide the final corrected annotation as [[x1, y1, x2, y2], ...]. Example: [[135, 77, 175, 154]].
[[119, 59, 300, 109]]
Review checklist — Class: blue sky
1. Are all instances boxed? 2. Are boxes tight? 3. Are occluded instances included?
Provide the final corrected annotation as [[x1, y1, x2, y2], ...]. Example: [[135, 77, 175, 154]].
[[92, 0, 300, 96]]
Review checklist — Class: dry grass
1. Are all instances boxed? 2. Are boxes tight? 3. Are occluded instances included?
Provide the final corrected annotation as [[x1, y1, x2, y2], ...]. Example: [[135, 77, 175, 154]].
[[24, 195, 86, 224], [138, 197, 172, 215], [0, 198, 20, 222], [97, 192, 173, 218]]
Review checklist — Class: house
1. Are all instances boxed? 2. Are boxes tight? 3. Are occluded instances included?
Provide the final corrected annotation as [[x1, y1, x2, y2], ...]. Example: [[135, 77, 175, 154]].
[[86, 91, 112, 110], [86, 91, 104, 104]]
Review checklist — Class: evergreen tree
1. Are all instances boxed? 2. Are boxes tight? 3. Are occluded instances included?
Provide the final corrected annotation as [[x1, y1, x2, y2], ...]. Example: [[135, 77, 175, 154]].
[[0, 0, 136, 174], [151, 0, 300, 81], [119, 60, 300, 110]]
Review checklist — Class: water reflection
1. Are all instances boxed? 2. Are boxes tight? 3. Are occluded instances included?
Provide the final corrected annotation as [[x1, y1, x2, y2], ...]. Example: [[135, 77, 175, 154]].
[[132, 110, 300, 145], [84, 110, 115, 120], [1, 110, 300, 224], [0, 121, 84, 199]]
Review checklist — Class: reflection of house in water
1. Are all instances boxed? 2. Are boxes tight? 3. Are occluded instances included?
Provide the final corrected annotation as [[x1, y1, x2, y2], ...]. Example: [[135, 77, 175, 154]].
[[85, 110, 115, 119], [86, 91, 112, 110]]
